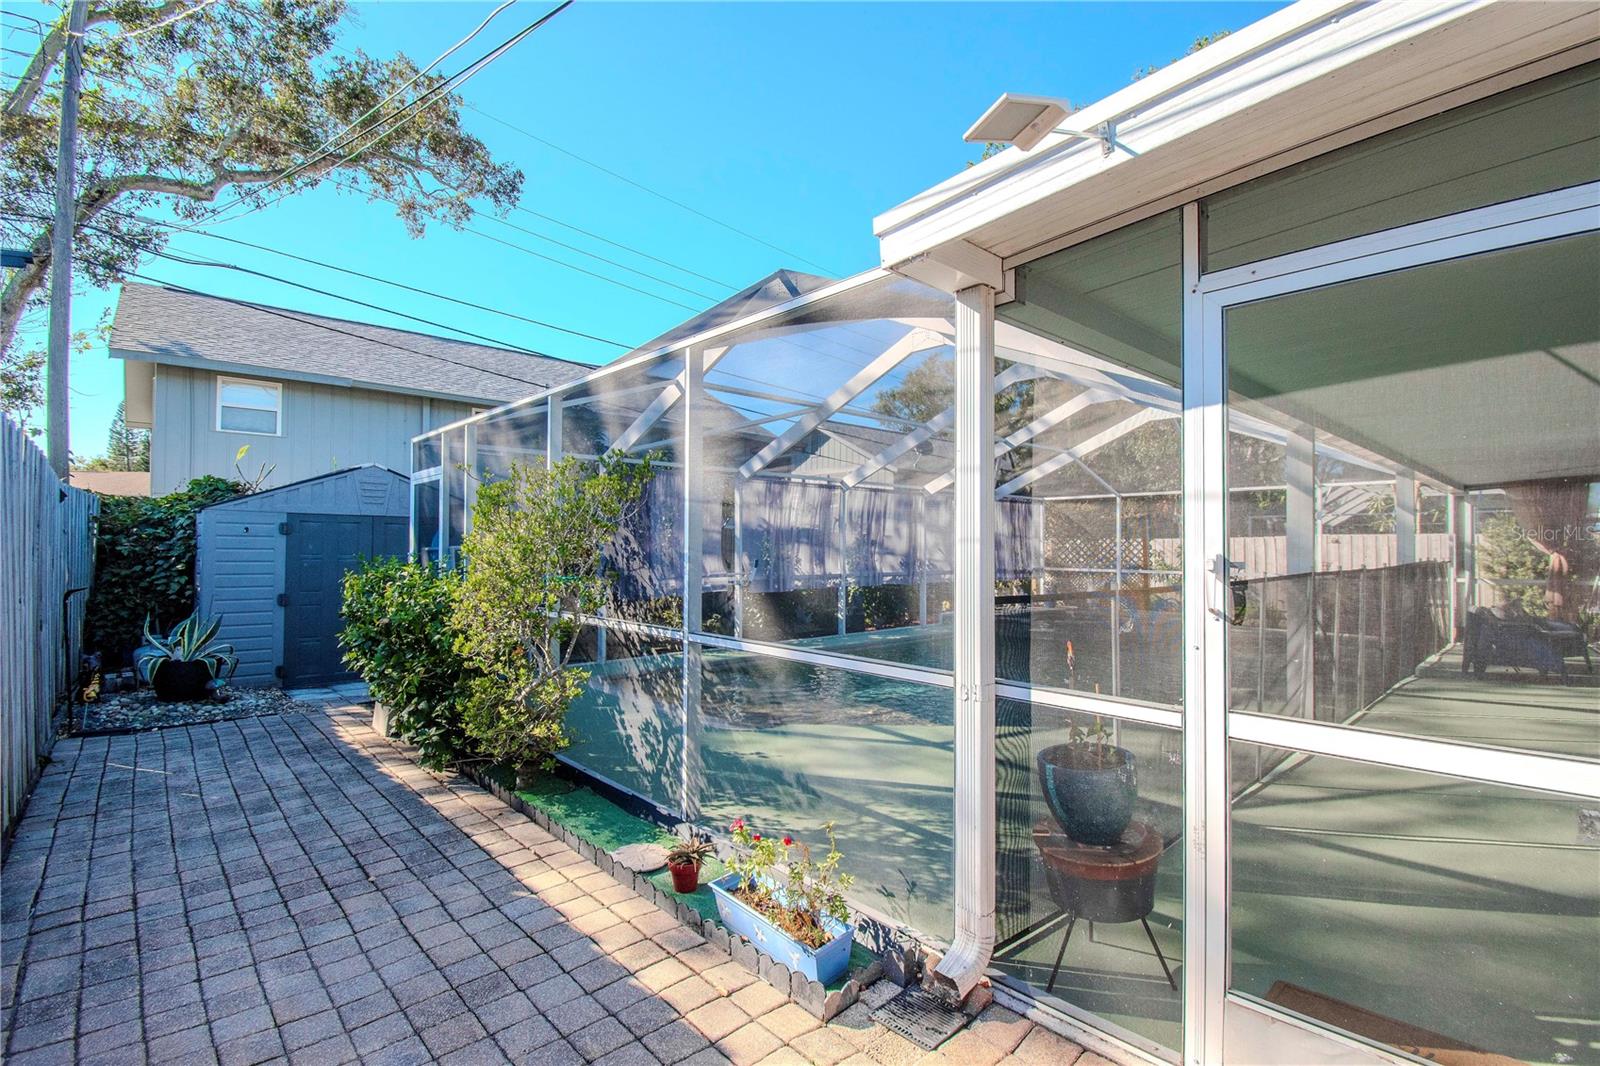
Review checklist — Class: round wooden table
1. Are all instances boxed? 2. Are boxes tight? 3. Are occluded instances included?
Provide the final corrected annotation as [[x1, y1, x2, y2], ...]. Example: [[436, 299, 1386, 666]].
[[1031, 819, 1176, 992]]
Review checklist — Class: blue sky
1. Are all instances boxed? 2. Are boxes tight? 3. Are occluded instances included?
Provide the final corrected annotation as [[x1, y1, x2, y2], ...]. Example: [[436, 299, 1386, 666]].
[[3, 0, 1282, 460]]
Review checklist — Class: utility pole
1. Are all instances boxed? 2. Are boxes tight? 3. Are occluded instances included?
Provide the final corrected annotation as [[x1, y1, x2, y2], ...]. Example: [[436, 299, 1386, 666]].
[[46, 0, 89, 478]]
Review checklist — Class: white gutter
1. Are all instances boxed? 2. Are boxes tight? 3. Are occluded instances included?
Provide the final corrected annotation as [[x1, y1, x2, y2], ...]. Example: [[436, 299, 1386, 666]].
[[874, 0, 1370, 241], [873, 0, 1600, 287]]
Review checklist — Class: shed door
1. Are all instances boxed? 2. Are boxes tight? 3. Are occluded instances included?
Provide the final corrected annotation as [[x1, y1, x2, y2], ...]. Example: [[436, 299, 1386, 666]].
[[282, 513, 409, 687]]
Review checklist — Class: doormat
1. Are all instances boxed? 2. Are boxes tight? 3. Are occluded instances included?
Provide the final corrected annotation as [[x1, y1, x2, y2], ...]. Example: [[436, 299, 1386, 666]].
[[870, 986, 970, 1051]]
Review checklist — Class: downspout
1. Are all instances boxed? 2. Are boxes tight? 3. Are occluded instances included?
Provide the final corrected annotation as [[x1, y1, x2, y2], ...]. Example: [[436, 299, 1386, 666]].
[[930, 283, 997, 1003]]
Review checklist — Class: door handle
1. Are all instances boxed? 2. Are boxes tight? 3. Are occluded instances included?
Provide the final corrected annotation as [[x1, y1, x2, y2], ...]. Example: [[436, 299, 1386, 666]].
[[1209, 556, 1249, 626]]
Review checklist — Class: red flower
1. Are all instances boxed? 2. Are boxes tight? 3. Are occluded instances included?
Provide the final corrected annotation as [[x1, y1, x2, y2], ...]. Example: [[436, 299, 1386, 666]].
[[782, 836, 794, 846], [752, 834, 761, 842], [731, 819, 744, 830]]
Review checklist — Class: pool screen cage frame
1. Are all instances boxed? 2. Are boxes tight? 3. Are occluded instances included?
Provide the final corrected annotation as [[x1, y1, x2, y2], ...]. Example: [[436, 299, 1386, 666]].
[[410, 180, 1600, 1066]]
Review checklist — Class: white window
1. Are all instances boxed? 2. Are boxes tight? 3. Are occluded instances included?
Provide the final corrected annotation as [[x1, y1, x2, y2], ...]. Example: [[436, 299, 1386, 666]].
[[216, 376, 281, 435]]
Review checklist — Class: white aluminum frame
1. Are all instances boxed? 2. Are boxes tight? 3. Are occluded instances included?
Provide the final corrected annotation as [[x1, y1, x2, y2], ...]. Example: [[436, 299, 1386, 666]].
[[1192, 183, 1600, 1065]]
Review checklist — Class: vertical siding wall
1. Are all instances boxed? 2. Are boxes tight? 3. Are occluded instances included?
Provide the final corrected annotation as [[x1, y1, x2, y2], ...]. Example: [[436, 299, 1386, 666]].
[[151, 365, 474, 494], [1, 416, 98, 840], [195, 509, 283, 687]]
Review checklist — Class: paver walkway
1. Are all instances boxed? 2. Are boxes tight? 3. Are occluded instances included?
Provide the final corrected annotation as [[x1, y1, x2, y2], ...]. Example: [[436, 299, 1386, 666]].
[[1, 699, 1107, 1066]]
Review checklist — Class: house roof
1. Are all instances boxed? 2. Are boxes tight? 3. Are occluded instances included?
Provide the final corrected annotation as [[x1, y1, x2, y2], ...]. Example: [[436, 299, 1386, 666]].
[[67, 470, 150, 497], [108, 283, 594, 405]]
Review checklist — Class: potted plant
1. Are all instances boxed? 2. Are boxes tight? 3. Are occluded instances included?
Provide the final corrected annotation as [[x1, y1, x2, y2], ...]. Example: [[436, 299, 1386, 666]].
[[709, 819, 856, 985], [136, 612, 238, 703], [1037, 716, 1137, 846], [666, 837, 715, 893]]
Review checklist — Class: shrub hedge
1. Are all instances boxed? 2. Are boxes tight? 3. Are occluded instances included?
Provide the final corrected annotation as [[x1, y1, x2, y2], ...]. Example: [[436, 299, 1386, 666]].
[[340, 558, 477, 770], [86, 475, 244, 667]]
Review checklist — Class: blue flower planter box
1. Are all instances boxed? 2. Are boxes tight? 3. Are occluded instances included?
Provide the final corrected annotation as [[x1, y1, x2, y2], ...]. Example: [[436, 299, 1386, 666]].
[[708, 873, 854, 985]]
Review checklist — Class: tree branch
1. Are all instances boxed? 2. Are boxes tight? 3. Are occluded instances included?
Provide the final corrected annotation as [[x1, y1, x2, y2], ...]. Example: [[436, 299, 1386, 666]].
[[1, 2, 189, 119]]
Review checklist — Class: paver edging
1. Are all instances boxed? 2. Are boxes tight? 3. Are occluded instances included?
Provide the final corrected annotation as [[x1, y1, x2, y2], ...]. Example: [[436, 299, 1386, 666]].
[[448, 756, 882, 1022]]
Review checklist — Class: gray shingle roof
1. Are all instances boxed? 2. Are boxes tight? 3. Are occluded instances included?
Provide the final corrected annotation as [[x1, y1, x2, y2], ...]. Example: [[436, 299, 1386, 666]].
[[108, 282, 594, 404]]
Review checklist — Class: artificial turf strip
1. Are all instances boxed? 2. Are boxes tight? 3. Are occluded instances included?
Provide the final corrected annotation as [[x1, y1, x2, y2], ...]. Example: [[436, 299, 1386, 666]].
[[514, 782, 679, 853], [486, 764, 877, 994]]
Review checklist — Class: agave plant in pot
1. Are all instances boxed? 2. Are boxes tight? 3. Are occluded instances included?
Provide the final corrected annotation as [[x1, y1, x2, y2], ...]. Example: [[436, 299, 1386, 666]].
[[1037, 716, 1137, 846], [135, 611, 238, 703], [710, 820, 855, 985], [666, 837, 715, 894]]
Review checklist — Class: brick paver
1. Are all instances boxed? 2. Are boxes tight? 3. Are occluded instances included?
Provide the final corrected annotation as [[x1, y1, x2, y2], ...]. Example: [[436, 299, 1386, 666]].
[[1, 700, 1100, 1065]]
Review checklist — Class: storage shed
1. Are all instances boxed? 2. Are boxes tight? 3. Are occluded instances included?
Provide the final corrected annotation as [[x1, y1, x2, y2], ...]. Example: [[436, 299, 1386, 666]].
[[196, 465, 409, 687]]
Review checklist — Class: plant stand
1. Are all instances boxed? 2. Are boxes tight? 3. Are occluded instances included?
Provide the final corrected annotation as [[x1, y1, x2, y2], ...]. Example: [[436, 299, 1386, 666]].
[[1031, 819, 1176, 992]]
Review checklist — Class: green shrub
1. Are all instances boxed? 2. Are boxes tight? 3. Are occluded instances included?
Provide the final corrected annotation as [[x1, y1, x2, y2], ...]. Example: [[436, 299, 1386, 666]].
[[340, 558, 476, 770], [453, 454, 655, 780], [86, 475, 244, 666]]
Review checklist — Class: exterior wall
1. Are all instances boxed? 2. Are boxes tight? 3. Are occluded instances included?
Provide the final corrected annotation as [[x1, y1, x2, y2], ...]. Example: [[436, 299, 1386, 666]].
[[195, 507, 284, 687], [150, 364, 475, 495], [196, 467, 410, 686]]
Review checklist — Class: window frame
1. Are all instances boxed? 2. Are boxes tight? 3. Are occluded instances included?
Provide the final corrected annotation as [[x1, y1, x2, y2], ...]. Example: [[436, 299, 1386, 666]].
[[215, 375, 283, 436]]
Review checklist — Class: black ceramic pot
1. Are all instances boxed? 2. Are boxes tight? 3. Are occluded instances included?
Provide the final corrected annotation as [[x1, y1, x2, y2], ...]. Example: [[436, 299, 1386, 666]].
[[1037, 743, 1137, 845], [151, 660, 212, 703]]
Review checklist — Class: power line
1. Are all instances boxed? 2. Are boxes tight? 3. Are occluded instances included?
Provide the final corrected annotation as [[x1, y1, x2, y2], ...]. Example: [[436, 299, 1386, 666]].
[[10, 41, 745, 309], [511, 204, 738, 292], [202, 0, 522, 219], [462, 223, 698, 313], [11, 208, 621, 357], [95, 0, 224, 41], [96, 207, 635, 350], [205, 2, 571, 228], [469, 103, 843, 276], [480, 212, 716, 301]]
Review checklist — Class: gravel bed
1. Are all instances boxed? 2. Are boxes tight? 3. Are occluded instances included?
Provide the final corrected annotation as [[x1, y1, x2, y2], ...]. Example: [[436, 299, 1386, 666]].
[[77, 687, 311, 734]]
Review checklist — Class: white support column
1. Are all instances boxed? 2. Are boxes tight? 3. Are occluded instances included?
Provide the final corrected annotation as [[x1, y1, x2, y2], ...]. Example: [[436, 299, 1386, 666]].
[[837, 485, 849, 637], [1456, 494, 1477, 631], [1035, 496, 1047, 597], [680, 350, 705, 823], [462, 422, 478, 537], [1445, 492, 1458, 640], [1112, 494, 1123, 698], [437, 474, 447, 568], [916, 493, 929, 626], [1395, 471, 1417, 565], [1285, 424, 1316, 720], [1182, 203, 1225, 1066], [732, 480, 745, 639], [930, 284, 996, 1004], [546, 393, 564, 468]]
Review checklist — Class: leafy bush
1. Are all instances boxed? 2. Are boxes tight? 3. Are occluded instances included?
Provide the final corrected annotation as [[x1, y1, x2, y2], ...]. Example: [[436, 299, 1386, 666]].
[[86, 475, 244, 666], [1478, 512, 1550, 616], [453, 454, 655, 780], [340, 558, 476, 770]]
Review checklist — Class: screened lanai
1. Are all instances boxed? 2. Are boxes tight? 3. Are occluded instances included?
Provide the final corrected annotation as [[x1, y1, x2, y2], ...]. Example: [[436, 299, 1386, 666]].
[[412, 47, 1600, 1066]]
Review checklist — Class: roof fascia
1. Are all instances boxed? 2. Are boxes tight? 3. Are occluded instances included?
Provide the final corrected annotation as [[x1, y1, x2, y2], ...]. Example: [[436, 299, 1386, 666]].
[[875, 0, 1507, 270]]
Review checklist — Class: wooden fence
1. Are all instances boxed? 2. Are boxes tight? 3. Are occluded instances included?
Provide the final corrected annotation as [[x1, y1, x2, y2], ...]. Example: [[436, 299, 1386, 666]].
[[1, 415, 98, 842]]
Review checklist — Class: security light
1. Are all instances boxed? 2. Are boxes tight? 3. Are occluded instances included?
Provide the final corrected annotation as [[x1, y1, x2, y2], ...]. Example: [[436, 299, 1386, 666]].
[[963, 92, 1112, 154]]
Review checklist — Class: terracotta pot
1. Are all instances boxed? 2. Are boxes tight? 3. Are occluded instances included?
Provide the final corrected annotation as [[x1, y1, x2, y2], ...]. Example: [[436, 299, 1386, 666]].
[[668, 859, 700, 894]]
